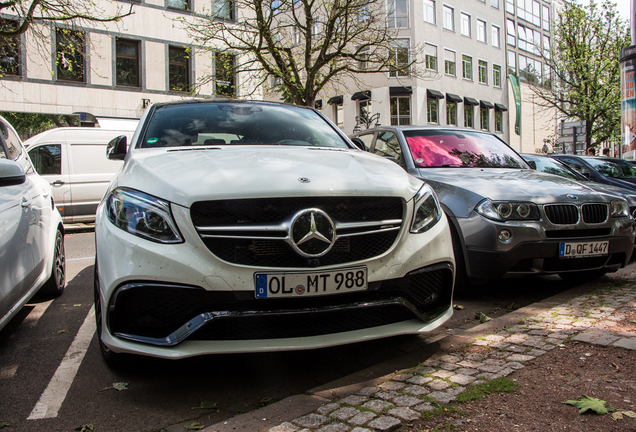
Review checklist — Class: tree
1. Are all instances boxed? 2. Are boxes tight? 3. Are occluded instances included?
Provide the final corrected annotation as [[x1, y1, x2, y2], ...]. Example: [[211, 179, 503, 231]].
[[180, 0, 430, 106], [531, 0, 628, 148], [0, 111, 77, 139]]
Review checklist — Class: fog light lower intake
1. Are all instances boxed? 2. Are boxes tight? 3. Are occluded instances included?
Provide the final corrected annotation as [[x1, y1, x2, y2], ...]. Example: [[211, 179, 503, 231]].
[[497, 229, 513, 243]]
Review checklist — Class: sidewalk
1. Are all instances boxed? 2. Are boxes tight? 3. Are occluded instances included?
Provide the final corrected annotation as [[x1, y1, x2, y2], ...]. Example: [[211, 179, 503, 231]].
[[203, 278, 636, 432]]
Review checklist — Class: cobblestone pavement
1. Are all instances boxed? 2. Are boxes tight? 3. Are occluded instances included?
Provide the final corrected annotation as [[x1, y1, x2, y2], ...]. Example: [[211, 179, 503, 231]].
[[267, 285, 636, 432]]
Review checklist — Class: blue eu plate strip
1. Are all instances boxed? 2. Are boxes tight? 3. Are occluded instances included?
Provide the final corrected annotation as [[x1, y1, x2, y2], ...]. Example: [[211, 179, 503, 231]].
[[256, 274, 268, 298]]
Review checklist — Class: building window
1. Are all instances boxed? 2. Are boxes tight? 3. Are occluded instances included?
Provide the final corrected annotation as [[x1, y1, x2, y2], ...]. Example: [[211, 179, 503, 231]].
[[169, 47, 189, 92], [389, 39, 409, 77], [518, 0, 540, 27], [167, 0, 188, 10], [491, 0, 500, 9], [506, 19, 515, 46], [477, 19, 486, 43], [542, 5, 550, 31], [359, 99, 372, 124], [0, 20, 20, 77], [462, 55, 472, 80], [358, 46, 370, 70], [425, 43, 437, 71], [518, 24, 541, 55], [506, 0, 514, 14], [423, 0, 436, 24], [493, 64, 501, 87], [480, 108, 489, 130], [388, 0, 409, 28], [390, 96, 411, 125], [116, 39, 140, 87], [495, 111, 503, 132], [335, 103, 344, 128], [443, 5, 454, 31], [508, 50, 516, 75], [427, 98, 438, 124], [519, 54, 541, 84], [492, 25, 500, 48], [446, 101, 457, 126], [215, 51, 236, 96], [464, 106, 473, 128], [460, 13, 471, 37], [478, 60, 487, 84], [213, 0, 234, 19], [444, 49, 456, 76], [56, 29, 85, 82]]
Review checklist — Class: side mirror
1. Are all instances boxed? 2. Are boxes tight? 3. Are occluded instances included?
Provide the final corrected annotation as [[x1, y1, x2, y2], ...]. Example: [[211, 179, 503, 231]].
[[350, 137, 366, 151], [0, 159, 26, 186], [107, 135, 128, 160], [526, 160, 537, 170]]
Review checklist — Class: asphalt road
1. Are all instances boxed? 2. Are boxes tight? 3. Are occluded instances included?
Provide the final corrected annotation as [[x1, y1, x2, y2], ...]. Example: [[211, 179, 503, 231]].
[[0, 230, 591, 432]]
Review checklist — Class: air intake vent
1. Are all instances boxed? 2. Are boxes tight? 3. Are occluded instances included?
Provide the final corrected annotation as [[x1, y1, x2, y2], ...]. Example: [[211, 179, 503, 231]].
[[582, 204, 608, 224], [544, 204, 578, 225]]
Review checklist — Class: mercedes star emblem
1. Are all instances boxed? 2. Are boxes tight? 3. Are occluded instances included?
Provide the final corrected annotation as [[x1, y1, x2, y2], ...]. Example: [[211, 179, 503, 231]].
[[290, 209, 335, 258]]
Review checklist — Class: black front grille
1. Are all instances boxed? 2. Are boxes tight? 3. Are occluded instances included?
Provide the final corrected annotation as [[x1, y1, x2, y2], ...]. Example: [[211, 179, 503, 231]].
[[108, 265, 453, 343], [191, 197, 403, 226], [582, 204, 608, 224], [191, 197, 404, 267], [544, 204, 578, 224]]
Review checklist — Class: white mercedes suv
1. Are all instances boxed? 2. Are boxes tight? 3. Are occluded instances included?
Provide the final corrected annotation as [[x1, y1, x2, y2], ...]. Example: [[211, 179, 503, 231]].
[[94, 100, 455, 364]]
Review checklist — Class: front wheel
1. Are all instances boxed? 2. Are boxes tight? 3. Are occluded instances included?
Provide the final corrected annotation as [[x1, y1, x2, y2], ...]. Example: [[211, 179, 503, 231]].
[[38, 229, 65, 298]]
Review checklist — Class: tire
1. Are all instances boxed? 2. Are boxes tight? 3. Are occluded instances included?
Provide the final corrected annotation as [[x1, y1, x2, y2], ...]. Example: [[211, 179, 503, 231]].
[[38, 229, 65, 298], [94, 262, 129, 368], [449, 221, 471, 291], [559, 269, 608, 282]]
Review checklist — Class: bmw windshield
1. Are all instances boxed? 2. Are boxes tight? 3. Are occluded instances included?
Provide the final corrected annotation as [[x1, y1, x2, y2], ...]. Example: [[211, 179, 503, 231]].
[[403, 130, 528, 169], [139, 102, 349, 149]]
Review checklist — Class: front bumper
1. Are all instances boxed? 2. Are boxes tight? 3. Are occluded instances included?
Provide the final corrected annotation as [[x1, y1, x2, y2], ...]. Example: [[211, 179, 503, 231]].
[[95, 199, 455, 358]]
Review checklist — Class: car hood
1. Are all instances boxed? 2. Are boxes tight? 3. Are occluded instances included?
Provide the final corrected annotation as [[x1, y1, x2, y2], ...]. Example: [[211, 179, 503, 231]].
[[581, 181, 636, 205], [415, 168, 621, 207], [114, 146, 422, 208]]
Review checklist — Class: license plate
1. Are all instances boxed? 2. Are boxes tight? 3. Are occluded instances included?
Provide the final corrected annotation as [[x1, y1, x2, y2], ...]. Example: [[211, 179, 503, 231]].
[[559, 241, 609, 258], [255, 267, 367, 298]]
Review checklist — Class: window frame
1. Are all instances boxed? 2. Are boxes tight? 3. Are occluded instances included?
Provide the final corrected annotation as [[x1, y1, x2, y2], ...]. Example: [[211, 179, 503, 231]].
[[460, 12, 471, 37], [476, 19, 487, 43], [212, 0, 235, 20], [492, 24, 501, 48], [423, 0, 436, 24], [215, 51, 236, 97], [480, 107, 489, 130], [390, 96, 411, 126], [166, 0, 189, 10], [443, 5, 455, 31], [493, 64, 502, 88], [387, 0, 409, 28], [446, 101, 457, 126], [0, 19, 21, 77], [115, 38, 140, 88], [462, 54, 472, 80], [389, 39, 410, 77], [464, 105, 474, 128], [427, 98, 438, 124], [56, 29, 86, 82], [168, 46, 190, 92], [478, 60, 487, 84]]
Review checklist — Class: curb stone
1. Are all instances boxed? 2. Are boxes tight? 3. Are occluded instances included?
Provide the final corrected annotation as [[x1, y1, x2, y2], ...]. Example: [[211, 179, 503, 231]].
[[203, 283, 636, 432]]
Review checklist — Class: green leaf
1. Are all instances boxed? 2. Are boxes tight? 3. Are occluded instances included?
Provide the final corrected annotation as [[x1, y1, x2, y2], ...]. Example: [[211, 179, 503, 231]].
[[198, 400, 218, 409], [562, 396, 609, 415], [475, 312, 492, 323], [184, 422, 205, 430], [0, 422, 11, 429], [112, 382, 128, 391], [74, 425, 94, 432]]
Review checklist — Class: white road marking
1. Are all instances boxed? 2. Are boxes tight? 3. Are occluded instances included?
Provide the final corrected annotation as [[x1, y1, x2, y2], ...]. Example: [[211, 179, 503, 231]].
[[66, 256, 95, 262], [27, 308, 96, 420]]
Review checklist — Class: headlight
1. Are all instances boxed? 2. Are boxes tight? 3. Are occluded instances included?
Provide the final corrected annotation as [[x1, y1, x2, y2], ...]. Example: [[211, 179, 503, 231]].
[[106, 188, 183, 243], [610, 199, 629, 218], [410, 184, 443, 233], [475, 199, 540, 221]]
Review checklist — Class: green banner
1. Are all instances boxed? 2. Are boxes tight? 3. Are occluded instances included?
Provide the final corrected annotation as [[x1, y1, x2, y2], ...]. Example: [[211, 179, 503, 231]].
[[508, 74, 521, 136]]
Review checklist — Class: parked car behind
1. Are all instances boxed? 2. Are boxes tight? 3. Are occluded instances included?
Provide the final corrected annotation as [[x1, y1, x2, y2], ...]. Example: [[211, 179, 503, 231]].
[[25, 128, 135, 224], [351, 126, 635, 285], [94, 100, 455, 365], [551, 154, 636, 193], [522, 153, 636, 218], [0, 115, 65, 332]]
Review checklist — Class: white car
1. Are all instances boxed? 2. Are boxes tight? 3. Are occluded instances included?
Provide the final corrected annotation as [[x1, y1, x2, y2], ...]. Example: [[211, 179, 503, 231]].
[[0, 116, 65, 332], [94, 100, 454, 364]]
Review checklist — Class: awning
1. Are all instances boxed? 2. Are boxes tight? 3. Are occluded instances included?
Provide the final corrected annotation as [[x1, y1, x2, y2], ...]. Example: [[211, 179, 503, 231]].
[[314, 99, 323, 110], [480, 100, 494, 109], [494, 103, 508, 111], [351, 90, 371, 101], [464, 97, 479, 106], [389, 86, 412, 96], [427, 89, 444, 99], [446, 93, 463, 103], [327, 95, 343, 105]]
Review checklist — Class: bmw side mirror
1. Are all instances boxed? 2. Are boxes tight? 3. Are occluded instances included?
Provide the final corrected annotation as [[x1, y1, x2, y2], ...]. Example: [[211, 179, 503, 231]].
[[350, 137, 365, 151], [107, 135, 128, 160]]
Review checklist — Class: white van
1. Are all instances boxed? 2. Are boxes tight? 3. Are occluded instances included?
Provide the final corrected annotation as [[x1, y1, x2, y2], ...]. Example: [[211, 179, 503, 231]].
[[25, 128, 135, 224]]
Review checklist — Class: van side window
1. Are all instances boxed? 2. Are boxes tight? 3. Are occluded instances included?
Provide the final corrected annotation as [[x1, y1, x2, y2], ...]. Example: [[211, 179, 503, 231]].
[[29, 145, 62, 175]]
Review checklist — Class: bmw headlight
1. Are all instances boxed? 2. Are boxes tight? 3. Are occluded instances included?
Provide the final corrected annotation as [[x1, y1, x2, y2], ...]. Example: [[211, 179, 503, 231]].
[[106, 188, 183, 243], [410, 184, 443, 233], [610, 199, 629, 218], [475, 199, 540, 221]]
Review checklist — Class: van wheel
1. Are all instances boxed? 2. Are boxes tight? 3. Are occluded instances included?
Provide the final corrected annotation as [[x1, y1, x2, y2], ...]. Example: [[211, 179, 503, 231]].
[[94, 262, 129, 368], [38, 229, 65, 298]]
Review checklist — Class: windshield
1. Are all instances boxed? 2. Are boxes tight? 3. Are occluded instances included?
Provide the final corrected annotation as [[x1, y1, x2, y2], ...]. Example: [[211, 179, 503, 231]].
[[584, 157, 636, 179], [403, 130, 528, 169], [139, 102, 349, 149], [526, 156, 584, 180]]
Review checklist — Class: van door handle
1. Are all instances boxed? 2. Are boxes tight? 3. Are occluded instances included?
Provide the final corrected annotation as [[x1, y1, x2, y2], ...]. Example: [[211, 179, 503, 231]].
[[52, 180, 65, 186]]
